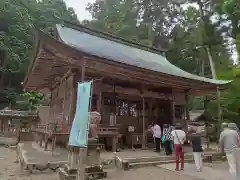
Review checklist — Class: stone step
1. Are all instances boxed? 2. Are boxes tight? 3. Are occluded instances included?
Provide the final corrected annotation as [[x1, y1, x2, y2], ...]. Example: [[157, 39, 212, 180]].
[[129, 158, 194, 169], [115, 152, 221, 170], [124, 154, 193, 163]]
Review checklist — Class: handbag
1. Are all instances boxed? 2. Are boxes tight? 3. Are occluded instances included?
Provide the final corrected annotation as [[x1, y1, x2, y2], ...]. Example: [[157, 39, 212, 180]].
[[161, 135, 165, 143]]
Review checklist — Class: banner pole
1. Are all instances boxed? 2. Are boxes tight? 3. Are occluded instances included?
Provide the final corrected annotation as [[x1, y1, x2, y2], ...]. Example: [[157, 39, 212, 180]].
[[77, 59, 87, 180]]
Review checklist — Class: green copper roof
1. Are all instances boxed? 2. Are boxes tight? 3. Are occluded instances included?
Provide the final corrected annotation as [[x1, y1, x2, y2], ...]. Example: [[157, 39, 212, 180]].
[[56, 24, 231, 85]]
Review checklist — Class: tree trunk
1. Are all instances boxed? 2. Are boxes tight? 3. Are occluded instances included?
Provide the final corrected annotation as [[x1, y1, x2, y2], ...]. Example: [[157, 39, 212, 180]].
[[197, 0, 222, 142]]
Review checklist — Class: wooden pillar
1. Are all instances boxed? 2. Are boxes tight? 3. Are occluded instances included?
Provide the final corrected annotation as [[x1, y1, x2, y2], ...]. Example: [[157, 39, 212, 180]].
[[96, 81, 102, 113], [171, 90, 176, 126], [216, 86, 222, 139], [184, 89, 190, 132], [67, 68, 79, 169], [69, 69, 78, 123], [171, 100, 176, 126], [148, 101, 153, 125], [141, 95, 146, 148], [49, 89, 53, 124], [62, 77, 68, 126]]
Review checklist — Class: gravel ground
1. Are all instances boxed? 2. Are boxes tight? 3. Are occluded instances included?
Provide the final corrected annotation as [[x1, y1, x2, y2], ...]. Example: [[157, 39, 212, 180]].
[[0, 147, 228, 180], [0, 147, 58, 180]]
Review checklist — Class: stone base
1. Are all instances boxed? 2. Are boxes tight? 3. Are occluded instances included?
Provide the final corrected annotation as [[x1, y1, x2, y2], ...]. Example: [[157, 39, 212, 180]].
[[58, 165, 107, 180]]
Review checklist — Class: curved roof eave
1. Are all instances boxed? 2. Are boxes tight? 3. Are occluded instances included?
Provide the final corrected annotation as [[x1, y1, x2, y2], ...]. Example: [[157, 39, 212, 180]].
[[55, 24, 231, 86], [23, 27, 41, 88]]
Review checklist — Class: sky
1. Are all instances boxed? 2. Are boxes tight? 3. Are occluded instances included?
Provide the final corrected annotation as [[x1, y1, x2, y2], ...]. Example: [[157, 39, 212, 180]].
[[64, 0, 94, 21]]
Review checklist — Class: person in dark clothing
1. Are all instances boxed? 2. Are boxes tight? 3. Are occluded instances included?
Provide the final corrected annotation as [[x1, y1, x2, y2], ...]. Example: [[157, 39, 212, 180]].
[[162, 124, 173, 155], [189, 128, 203, 172]]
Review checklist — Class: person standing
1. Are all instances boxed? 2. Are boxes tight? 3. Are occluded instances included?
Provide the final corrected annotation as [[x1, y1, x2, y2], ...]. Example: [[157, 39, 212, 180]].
[[162, 124, 173, 155], [151, 122, 161, 152], [189, 128, 203, 172], [171, 125, 186, 171], [219, 123, 240, 180]]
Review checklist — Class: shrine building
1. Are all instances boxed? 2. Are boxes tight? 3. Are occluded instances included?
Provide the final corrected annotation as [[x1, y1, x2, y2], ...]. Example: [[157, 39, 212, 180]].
[[23, 22, 231, 151]]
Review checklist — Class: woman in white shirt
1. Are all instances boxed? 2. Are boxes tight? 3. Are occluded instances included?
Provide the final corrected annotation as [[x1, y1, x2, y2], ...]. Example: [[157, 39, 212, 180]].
[[171, 125, 186, 171], [151, 122, 161, 152]]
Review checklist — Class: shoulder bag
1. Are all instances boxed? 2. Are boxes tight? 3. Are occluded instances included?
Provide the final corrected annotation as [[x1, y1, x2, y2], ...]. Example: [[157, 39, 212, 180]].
[[174, 131, 186, 153]]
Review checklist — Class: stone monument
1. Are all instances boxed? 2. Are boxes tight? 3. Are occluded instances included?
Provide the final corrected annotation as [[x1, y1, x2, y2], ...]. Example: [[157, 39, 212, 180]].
[[58, 111, 107, 180]]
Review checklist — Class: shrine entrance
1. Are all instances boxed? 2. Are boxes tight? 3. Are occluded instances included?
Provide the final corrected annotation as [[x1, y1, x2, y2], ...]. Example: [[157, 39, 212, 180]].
[[155, 99, 172, 128]]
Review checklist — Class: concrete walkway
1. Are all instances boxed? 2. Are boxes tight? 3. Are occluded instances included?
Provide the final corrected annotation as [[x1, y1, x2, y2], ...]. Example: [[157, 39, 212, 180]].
[[158, 163, 231, 180]]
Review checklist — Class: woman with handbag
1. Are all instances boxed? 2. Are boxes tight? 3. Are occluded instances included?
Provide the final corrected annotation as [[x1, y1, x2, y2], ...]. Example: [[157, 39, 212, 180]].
[[171, 125, 186, 171]]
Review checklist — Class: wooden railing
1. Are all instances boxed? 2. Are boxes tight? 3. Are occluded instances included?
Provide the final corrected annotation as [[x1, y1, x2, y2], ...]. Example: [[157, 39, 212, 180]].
[[33, 124, 122, 135], [98, 125, 120, 133], [33, 123, 71, 134]]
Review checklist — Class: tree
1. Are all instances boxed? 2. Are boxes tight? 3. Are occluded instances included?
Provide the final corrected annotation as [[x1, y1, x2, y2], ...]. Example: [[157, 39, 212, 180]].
[[85, 0, 231, 75], [214, 0, 240, 62], [0, 0, 79, 109]]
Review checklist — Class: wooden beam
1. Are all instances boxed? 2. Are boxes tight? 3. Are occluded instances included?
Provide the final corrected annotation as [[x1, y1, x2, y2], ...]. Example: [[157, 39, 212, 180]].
[[101, 84, 171, 99], [51, 68, 78, 90]]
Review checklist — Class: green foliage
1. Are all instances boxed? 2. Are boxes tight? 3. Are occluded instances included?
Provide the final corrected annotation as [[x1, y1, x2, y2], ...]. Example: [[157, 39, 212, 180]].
[[0, 0, 79, 109], [17, 91, 44, 111], [217, 67, 240, 127], [236, 35, 240, 63]]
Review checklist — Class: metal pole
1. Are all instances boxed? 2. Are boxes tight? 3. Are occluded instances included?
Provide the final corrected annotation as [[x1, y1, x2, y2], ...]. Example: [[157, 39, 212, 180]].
[[77, 58, 87, 180]]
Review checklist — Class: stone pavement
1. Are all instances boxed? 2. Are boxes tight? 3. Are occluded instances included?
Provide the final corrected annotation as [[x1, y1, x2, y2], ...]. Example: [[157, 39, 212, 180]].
[[18, 142, 115, 164], [0, 146, 229, 180], [0, 136, 17, 146], [105, 167, 201, 180], [158, 163, 231, 180], [18, 142, 68, 164]]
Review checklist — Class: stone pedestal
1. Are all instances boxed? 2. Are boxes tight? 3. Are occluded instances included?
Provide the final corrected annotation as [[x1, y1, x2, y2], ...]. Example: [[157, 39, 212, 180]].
[[58, 139, 107, 180]]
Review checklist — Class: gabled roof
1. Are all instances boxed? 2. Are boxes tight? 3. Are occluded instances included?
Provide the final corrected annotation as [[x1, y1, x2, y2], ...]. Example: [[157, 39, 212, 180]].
[[55, 23, 231, 86]]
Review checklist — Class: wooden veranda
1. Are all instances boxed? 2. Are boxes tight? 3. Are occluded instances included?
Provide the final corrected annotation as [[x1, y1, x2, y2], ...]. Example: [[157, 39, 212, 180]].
[[23, 22, 231, 152]]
